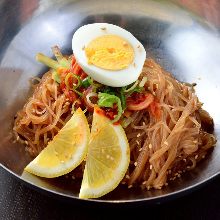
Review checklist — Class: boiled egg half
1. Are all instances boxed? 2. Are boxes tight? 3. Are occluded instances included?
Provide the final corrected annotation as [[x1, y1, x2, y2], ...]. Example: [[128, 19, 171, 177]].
[[72, 23, 146, 87]]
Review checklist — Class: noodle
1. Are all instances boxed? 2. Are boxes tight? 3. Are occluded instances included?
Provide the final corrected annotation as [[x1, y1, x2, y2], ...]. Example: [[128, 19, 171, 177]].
[[13, 58, 216, 190], [125, 60, 216, 189]]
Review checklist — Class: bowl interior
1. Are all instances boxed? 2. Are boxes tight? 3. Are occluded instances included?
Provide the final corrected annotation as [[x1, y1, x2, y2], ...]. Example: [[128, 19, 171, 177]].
[[0, 0, 220, 203]]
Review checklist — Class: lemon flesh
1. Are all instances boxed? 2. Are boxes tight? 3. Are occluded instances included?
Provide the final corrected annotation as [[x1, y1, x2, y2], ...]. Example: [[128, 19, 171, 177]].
[[79, 107, 130, 199], [25, 108, 90, 178]]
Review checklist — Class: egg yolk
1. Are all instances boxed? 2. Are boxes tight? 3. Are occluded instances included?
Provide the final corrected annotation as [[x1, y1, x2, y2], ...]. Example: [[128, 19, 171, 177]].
[[85, 35, 134, 70]]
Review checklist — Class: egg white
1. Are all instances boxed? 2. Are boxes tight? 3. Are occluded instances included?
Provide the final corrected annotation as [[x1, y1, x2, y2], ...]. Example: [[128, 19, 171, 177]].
[[72, 23, 146, 87]]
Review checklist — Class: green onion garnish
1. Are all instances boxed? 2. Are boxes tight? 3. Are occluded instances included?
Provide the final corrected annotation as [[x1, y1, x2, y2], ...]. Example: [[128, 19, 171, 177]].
[[82, 77, 92, 88], [52, 71, 61, 83], [98, 93, 122, 123], [36, 53, 59, 70], [120, 88, 126, 110]]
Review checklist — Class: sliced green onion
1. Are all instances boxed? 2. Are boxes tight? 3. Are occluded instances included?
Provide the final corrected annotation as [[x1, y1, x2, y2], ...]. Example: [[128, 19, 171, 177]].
[[36, 53, 59, 70], [120, 88, 126, 110], [98, 93, 122, 123], [64, 73, 82, 90], [64, 72, 73, 90], [121, 117, 133, 128], [59, 59, 71, 68], [124, 80, 139, 93], [82, 77, 91, 88], [101, 86, 116, 95], [52, 46, 70, 68], [88, 77, 93, 85], [73, 89, 83, 97], [88, 77, 102, 89], [52, 71, 61, 83], [64, 73, 83, 96], [72, 74, 82, 89], [125, 85, 144, 97]]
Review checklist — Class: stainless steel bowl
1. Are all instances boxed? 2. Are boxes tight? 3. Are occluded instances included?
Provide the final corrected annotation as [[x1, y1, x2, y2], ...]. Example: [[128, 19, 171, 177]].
[[0, 0, 220, 204]]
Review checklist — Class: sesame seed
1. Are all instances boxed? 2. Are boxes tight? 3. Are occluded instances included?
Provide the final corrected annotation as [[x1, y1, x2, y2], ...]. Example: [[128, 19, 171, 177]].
[[139, 148, 142, 152], [142, 181, 147, 185], [165, 183, 168, 186], [187, 166, 191, 169], [164, 141, 168, 145], [202, 155, 205, 159], [149, 144, 152, 149], [128, 185, 133, 188], [147, 186, 151, 190], [150, 165, 153, 170], [134, 162, 138, 167], [168, 170, 171, 174], [177, 174, 181, 178], [24, 141, 28, 145], [142, 122, 145, 125], [136, 140, 140, 145], [72, 175, 75, 180], [195, 155, 198, 160], [193, 140, 198, 144], [183, 158, 187, 162], [121, 182, 126, 185], [16, 136, 20, 141], [125, 175, 130, 179], [137, 133, 141, 137]]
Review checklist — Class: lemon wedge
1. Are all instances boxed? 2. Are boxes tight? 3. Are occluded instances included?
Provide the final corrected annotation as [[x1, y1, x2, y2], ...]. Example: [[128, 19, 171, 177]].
[[25, 108, 90, 178], [79, 107, 130, 199]]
